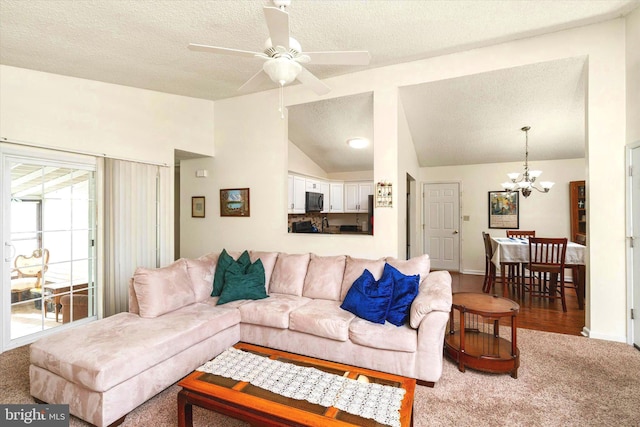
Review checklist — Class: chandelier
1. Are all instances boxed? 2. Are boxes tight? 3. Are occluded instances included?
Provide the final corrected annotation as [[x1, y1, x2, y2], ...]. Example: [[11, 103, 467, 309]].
[[501, 126, 554, 198]]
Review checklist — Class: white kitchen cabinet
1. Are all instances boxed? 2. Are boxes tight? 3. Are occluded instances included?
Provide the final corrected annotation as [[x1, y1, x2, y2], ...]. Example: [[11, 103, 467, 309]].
[[344, 181, 373, 213], [320, 181, 331, 213], [358, 182, 373, 211], [305, 179, 322, 192], [329, 182, 344, 212], [288, 174, 306, 214]]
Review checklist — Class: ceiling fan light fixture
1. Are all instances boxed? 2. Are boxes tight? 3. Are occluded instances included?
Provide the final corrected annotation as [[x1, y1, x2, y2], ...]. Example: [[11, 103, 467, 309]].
[[263, 57, 301, 86], [347, 137, 369, 149]]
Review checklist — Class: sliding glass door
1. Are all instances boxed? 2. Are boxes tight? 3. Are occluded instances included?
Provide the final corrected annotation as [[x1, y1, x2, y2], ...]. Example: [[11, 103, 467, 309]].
[[2, 148, 97, 350]]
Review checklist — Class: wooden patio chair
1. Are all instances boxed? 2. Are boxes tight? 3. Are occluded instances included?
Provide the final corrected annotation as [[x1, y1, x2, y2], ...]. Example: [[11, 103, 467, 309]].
[[10, 248, 49, 302]]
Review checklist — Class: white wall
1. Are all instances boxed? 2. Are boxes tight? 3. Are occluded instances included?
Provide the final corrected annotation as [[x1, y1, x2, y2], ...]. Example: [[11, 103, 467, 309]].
[[421, 158, 585, 274], [398, 97, 421, 259], [183, 18, 627, 341], [288, 140, 328, 178], [0, 66, 215, 166], [628, 7, 640, 144], [0, 65, 216, 270]]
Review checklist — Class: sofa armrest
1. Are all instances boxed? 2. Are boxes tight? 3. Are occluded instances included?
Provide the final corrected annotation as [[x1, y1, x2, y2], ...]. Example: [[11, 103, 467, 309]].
[[409, 270, 452, 329]]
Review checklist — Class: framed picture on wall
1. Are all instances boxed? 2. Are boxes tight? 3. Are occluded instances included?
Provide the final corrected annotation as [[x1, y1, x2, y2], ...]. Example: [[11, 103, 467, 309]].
[[192, 196, 205, 218], [220, 188, 250, 217], [488, 191, 519, 229]]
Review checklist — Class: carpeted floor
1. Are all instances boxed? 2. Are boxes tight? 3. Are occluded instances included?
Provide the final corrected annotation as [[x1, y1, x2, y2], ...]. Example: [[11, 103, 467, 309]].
[[2, 328, 639, 426]]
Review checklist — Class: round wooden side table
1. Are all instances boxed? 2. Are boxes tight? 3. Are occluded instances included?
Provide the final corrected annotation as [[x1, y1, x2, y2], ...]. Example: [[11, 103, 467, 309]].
[[444, 292, 520, 378]]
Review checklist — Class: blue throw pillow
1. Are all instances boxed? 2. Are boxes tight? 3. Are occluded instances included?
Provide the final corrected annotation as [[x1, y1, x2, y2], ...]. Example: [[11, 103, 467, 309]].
[[211, 249, 251, 296], [384, 263, 420, 326], [217, 259, 268, 305], [340, 269, 394, 324]]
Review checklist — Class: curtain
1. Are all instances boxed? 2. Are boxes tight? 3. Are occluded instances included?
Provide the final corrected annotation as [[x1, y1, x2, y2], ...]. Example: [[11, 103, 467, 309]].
[[103, 159, 173, 316]]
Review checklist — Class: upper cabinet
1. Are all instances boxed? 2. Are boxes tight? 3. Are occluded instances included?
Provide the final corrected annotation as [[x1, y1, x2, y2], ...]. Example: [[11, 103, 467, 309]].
[[570, 180, 586, 244], [345, 182, 373, 213], [320, 181, 330, 213], [289, 174, 372, 215], [329, 182, 344, 213], [288, 175, 306, 214]]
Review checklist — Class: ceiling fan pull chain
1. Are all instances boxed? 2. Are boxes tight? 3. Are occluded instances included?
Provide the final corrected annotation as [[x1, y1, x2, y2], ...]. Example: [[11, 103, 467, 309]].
[[279, 84, 284, 119]]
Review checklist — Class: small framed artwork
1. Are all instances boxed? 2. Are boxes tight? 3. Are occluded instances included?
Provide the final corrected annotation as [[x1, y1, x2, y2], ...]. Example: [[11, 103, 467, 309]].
[[488, 191, 519, 229], [192, 196, 205, 218], [220, 188, 250, 217]]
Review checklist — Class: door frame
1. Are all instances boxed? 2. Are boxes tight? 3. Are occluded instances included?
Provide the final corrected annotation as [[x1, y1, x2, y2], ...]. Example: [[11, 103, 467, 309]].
[[421, 180, 462, 272], [1, 143, 99, 352], [626, 141, 640, 347]]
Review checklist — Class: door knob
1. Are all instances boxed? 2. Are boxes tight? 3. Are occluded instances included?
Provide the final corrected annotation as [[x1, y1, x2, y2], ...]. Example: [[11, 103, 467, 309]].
[[453, 230, 459, 234]]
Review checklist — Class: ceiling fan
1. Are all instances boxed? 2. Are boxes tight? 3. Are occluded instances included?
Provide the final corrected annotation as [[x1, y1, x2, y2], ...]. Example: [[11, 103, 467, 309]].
[[188, 0, 371, 97]]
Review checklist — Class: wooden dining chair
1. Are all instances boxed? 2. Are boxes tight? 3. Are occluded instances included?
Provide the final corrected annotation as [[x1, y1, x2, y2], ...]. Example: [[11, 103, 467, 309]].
[[482, 232, 497, 293], [524, 237, 568, 312], [503, 230, 536, 297]]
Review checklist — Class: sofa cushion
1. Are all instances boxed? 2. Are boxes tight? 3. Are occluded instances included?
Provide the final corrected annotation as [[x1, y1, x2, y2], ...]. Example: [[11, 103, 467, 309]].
[[410, 270, 453, 328], [302, 254, 346, 301], [203, 297, 252, 310], [249, 251, 279, 292], [217, 259, 268, 305], [128, 277, 139, 314], [289, 299, 355, 341], [348, 317, 417, 352], [386, 254, 431, 284], [29, 304, 241, 393], [185, 252, 219, 302], [340, 269, 394, 324], [238, 294, 311, 328], [268, 252, 310, 296], [384, 263, 420, 326], [133, 259, 195, 318], [212, 249, 250, 296], [340, 256, 385, 300]]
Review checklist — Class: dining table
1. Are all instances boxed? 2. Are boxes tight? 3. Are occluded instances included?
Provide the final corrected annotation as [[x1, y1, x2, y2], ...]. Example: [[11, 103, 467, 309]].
[[490, 237, 587, 309]]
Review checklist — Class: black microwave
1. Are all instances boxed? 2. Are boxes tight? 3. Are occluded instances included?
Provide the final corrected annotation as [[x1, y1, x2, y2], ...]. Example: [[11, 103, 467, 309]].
[[305, 191, 324, 212]]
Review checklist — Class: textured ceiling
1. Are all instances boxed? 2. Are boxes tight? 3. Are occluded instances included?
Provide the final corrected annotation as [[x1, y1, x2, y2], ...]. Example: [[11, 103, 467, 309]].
[[1, 0, 637, 170], [288, 93, 373, 173], [400, 56, 587, 167]]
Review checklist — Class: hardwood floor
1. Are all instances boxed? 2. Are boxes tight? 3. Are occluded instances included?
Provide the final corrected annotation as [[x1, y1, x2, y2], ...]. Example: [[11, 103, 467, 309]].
[[448, 271, 585, 336]]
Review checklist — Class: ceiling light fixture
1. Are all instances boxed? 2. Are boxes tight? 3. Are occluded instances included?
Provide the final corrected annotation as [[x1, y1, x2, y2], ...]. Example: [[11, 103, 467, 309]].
[[263, 57, 302, 119], [501, 126, 554, 198], [347, 137, 369, 149]]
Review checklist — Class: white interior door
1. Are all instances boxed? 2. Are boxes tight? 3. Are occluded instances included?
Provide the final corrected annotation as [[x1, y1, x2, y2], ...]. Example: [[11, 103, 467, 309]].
[[423, 182, 460, 271], [631, 146, 640, 349]]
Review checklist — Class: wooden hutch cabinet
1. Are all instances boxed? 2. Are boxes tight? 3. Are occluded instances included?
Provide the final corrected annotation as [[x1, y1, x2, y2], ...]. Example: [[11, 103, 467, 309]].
[[570, 180, 586, 244]]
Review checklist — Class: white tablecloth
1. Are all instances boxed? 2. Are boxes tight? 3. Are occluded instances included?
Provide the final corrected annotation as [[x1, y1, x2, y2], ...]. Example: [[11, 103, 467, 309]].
[[491, 237, 586, 266]]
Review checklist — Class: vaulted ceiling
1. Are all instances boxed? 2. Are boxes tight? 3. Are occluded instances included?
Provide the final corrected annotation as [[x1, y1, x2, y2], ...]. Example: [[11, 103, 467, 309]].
[[1, 0, 637, 171]]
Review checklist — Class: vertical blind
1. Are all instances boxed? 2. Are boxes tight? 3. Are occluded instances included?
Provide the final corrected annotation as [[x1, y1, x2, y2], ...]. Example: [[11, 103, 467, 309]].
[[103, 159, 172, 316]]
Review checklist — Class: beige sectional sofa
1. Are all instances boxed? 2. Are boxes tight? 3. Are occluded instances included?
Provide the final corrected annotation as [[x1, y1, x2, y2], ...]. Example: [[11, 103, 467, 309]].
[[29, 250, 452, 427]]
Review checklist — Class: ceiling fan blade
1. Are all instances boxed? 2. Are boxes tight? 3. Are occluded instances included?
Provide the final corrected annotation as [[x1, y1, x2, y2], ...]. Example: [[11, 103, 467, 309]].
[[238, 69, 272, 93], [304, 51, 371, 65], [188, 43, 262, 58], [296, 67, 331, 96], [263, 6, 290, 50]]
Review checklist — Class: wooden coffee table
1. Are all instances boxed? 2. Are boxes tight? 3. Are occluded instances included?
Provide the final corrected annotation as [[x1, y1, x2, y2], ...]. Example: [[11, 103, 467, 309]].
[[178, 343, 416, 427]]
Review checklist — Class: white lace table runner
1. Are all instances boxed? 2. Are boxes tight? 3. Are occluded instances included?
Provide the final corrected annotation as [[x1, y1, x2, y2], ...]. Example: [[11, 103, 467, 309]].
[[197, 348, 406, 427]]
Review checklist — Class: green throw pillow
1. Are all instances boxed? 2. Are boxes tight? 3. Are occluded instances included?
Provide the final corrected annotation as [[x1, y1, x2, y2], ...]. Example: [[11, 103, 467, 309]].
[[211, 249, 251, 296], [217, 259, 268, 305]]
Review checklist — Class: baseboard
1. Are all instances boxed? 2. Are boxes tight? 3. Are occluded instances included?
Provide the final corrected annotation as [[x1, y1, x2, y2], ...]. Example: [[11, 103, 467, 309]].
[[581, 327, 627, 343], [461, 269, 484, 276]]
